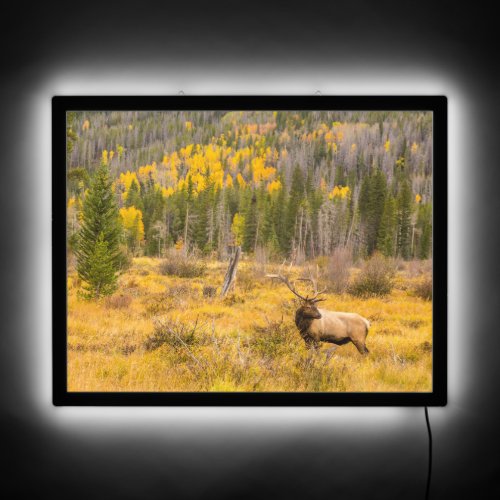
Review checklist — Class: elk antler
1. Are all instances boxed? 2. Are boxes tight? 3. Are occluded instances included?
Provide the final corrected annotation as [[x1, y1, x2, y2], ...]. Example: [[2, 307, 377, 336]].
[[296, 266, 327, 302], [266, 274, 309, 301]]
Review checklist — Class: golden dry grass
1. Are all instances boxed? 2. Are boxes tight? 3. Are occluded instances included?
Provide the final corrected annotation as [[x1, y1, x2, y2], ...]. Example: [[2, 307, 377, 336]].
[[67, 257, 432, 393]]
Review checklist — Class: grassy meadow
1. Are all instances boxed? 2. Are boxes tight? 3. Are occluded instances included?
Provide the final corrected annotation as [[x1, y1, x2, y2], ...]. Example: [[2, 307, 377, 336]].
[[67, 256, 432, 393]]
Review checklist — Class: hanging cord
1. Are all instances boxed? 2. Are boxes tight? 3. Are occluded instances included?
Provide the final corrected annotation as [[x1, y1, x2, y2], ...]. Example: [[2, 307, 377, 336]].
[[424, 406, 433, 500]]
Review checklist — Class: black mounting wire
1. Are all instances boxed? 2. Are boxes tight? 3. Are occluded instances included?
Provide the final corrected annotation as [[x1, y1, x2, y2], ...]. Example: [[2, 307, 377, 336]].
[[424, 406, 433, 500]]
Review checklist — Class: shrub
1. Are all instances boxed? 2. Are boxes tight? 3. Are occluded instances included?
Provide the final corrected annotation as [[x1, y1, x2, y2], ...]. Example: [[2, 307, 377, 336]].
[[406, 259, 432, 278], [144, 316, 205, 351], [349, 253, 396, 297], [203, 285, 217, 298], [412, 276, 433, 301], [104, 293, 133, 309], [159, 250, 205, 278], [236, 270, 256, 293], [250, 316, 296, 358], [324, 247, 353, 293], [142, 293, 174, 316], [222, 293, 245, 306]]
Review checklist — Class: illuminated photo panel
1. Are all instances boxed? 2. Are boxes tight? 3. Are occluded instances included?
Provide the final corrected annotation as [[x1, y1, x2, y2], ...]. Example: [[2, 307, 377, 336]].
[[53, 96, 447, 405]]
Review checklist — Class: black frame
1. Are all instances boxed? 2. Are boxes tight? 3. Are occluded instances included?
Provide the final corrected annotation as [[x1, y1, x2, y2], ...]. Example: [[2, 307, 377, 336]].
[[53, 96, 447, 406]]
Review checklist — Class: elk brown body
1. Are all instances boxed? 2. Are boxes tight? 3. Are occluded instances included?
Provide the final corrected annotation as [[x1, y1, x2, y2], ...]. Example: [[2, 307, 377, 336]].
[[295, 301, 370, 354], [267, 272, 370, 355]]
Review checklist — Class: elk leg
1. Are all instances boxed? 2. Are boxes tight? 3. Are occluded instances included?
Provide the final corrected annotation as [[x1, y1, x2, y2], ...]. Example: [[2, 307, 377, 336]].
[[325, 346, 337, 362], [352, 339, 369, 355], [303, 337, 320, 350]]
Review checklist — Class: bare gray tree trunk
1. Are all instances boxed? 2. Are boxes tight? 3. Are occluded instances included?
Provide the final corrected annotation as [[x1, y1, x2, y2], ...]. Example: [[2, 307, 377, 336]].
[[221, 246, 241, 297], [183, 205, 189, 257]]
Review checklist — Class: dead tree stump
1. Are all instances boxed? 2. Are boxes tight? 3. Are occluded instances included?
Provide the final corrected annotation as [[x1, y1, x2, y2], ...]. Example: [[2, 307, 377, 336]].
[[221, 245, 241, 297]]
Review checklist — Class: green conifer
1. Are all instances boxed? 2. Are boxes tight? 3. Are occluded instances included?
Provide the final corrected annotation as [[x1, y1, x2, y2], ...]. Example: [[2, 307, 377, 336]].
[[75, 161, 122, 298]]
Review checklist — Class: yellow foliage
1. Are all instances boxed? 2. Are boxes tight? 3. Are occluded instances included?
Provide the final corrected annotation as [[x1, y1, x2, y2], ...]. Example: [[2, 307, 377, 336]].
[[231, 213, 245, 245], [169, 151, 181, 170], [175, 238, 184, 251], [109, 150, 114, 161], [351, 143, 357, 152], [384, 140, 391, 152], [116, 144, 125, 159], [185, 121, 193, 131], [101, 150, 108, 166], [328, 185, 351, 200], [411, 142, 418, 154], [205, 144, 220, 163], [118, 171, 139, 194], [251, 156, 276, 184], [138, 164, 157, 181], [237, 173, 247, 189], [222, 146, 232, 160], [180, 144, 194, 159], [266, 179, 282, 194], [225, 174, 234, 188], [119, 206, 145, 242], [165, 160, 178, 185], [209, 168, 224, 190], [162, 186, 174, 198], [189, 173, 204, 193], [82, 119, 90, 131], [415, 194, 422, 204]]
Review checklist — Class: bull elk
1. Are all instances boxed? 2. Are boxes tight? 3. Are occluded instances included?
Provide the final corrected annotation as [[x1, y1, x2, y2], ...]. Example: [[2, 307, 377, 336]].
[[266, 273, 370, 355]]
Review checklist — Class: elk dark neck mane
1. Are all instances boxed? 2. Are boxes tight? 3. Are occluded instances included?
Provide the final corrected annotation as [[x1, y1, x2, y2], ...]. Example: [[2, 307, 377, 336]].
[[295, 308, 314, 336], [294, 307, 319, 348]]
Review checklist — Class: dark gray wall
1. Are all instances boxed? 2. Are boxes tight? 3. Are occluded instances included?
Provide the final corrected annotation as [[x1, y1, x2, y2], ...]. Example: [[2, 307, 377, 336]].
[[2, 1, 498, 498]]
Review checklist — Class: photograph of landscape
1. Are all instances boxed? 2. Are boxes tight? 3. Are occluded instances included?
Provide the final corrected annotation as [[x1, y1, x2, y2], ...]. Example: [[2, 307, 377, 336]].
[[66, 109, 433, 393]]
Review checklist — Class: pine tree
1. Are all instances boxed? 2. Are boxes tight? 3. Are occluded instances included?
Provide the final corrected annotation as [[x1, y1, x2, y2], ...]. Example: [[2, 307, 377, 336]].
[[377, 194, 397, 257], [66, 112, 78, 163], [417, 202, 432, 259], [140, 175, 165, 255], [75, 161, 122, 299], [243, 191, 258, 252], [359, 170, 388, 256], [396, 179, 413, 259], [367, 168, 387, 254], [81, 233, 119, 298], [285, 164, 305, 254], [125, 178, 143, 211], [334, 164, 345, 186], [273, 175, 288, 254], [358, 173, 371, 221]]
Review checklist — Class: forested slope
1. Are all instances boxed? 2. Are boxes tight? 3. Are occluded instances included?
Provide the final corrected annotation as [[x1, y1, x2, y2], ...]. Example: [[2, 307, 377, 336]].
[[67, 110, 433, 260]]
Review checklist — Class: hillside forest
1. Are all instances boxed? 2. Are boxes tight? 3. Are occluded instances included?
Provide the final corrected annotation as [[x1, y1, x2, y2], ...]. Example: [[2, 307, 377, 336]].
[[67, 110, 432, 263]]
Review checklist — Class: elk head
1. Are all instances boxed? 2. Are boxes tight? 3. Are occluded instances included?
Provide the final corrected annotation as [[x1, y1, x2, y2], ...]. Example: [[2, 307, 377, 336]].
[[266, 272, 326, 320]]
